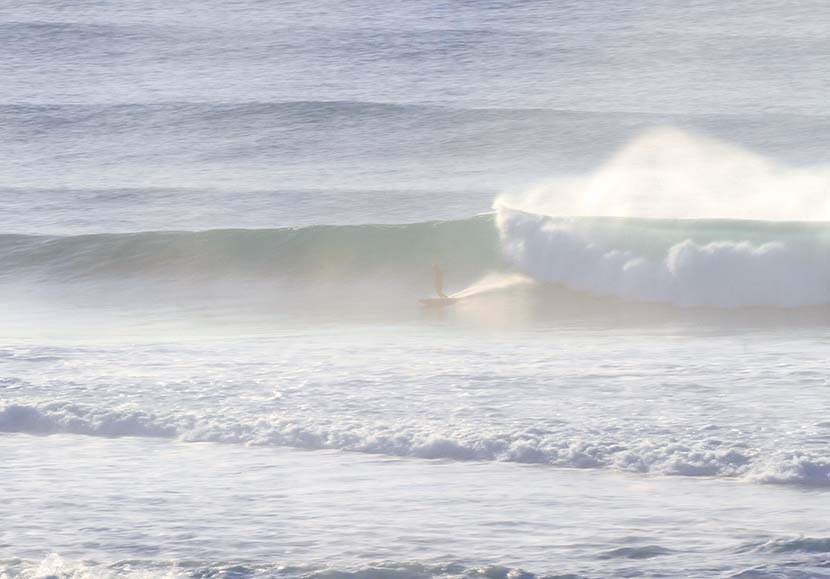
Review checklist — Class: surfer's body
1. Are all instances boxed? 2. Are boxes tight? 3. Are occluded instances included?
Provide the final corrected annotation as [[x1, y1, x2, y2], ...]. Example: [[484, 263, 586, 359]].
[[433, 264, 448, 298], [419, 264, 456, 307]]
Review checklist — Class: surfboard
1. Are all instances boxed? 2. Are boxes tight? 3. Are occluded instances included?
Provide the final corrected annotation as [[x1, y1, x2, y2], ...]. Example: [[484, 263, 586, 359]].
[[418, 297, 459, 307]]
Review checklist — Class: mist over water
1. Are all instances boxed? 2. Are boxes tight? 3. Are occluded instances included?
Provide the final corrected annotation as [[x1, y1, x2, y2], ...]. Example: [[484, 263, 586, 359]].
[[2, 2, 830, 579]]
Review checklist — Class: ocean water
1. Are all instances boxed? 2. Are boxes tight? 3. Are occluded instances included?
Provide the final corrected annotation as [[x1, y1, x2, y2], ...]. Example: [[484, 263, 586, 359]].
[[2, 2, 830, 578]]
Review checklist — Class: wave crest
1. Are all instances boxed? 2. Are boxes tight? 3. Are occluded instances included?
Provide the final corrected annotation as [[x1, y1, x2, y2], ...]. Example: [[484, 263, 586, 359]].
[[3, 402, 828, 487]]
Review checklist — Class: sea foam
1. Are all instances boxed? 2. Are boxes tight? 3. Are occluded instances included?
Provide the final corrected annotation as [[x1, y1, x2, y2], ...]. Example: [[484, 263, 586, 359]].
[[3, 401, 827, 487], [497, 208, 830, 308]]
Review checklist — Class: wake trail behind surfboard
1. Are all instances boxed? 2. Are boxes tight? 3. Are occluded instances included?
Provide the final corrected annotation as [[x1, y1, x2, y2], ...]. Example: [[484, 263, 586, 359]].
[[450, 273, 534, 299]]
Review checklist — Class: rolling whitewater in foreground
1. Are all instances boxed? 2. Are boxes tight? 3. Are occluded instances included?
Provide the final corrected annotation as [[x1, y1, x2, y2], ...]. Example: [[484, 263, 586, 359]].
[[2, 2, 830, 579]]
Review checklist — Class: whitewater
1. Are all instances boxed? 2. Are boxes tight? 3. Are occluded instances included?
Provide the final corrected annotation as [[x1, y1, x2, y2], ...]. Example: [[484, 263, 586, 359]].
[[3, 1, 830, 579]]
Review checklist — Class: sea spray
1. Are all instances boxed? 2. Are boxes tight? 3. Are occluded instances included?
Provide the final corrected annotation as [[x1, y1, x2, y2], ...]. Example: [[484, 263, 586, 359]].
[[451, 272, 534, 299], [494, 129, 830, 307], [495, 128, 830, 222]]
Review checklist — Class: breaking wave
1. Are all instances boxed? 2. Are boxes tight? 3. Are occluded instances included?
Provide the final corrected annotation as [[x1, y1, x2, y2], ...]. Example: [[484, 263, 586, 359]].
[[3, 402, 828, 487], [3, 211, 830, 309], [497, 209, 830, 308]]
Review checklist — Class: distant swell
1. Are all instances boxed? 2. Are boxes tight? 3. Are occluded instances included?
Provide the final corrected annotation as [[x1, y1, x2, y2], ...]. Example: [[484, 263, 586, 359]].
[[3, 402, 828, 487]]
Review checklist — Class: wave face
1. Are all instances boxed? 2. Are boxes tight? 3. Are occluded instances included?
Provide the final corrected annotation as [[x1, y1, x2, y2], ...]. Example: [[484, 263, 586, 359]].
[[0, 217, 500, 284], [498, 209, 830, 308]]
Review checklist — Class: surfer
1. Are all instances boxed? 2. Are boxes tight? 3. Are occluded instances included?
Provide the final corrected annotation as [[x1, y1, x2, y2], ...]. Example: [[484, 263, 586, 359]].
[[418, 264, 457, 307], [433, 263, 448, 298]]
